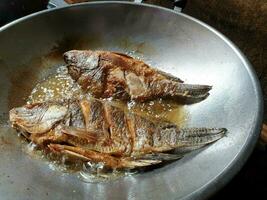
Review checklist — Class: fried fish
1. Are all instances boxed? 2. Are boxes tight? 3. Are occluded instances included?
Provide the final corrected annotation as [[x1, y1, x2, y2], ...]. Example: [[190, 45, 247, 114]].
[[65, 50, 212, 102], [10, 96, 226, 169]]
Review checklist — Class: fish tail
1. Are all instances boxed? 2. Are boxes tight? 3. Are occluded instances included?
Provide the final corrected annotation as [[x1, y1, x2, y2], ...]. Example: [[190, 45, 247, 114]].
[[153, 127, 226, 151], [135, 153, 183, 161], [177, 127, 227, 146], [143, 128, 226, 161], [120, 159, 162, 168], [173, 83, 212, 101]]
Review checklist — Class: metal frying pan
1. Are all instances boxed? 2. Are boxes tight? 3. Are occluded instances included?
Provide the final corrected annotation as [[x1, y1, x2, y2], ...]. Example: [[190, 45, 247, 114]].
[[0, 2, 263, 200]]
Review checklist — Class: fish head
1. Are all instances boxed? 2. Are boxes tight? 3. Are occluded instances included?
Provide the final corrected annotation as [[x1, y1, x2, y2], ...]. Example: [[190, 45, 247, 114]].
[[64, 50, 99, 71], [64, 50, 100, 84], [9, 103, 68, 134]]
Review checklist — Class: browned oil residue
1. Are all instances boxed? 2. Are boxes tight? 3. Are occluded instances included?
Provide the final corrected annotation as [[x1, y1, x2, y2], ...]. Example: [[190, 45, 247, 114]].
[[7, 54, 63, 110], [7, 35, 102, 109], [0, 135, 12, 146], [51, 35, 104, 54], [0, 112, 8, 125], [0, 135, 14, 151], [41, 36, 103, 63], [8, 60, 41, 110], [118, 37, 157, 56]]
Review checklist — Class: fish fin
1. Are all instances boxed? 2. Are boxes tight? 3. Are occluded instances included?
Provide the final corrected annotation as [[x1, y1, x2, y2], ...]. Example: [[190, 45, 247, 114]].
[[136, 153, 183, 161], [121, 159, 162, 168], [173, 83, 212, 103], [153, 127, 226, 152], [112, 51, 184, 83], [111, 52, 134, 59], [61, 126, 100, 143], [79, 99, 91, 129], [155, 69, 184, 83], [48, 144, 88, 160], [48, 144, 123, 168], [48, 144, 162, 169], [177, 128, 227, 146], [19, 131, 31, 140]]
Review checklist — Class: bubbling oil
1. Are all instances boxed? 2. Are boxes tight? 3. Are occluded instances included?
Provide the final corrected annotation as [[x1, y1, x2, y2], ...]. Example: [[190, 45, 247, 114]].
[[112, 99, 187, 126], [27, 66, 82, 104]]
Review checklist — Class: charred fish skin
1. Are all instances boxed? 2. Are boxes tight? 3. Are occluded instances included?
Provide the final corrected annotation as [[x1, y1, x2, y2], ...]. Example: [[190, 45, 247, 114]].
[[64, 50, 212, 102], [10, 97, 227, 169]]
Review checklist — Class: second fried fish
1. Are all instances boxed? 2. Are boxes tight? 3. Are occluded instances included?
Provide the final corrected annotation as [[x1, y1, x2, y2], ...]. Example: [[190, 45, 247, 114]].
[[65, 50, 212, 102]]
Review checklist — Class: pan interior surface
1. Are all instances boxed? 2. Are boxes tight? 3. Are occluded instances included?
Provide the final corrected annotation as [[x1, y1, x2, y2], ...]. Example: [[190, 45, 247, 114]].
[[0, 2, 262, 200]]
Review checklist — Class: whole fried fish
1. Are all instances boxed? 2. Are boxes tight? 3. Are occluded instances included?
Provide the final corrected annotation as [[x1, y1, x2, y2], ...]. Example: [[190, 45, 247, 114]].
[[10, 96, 226, 169], [64, 50, 212, 102]]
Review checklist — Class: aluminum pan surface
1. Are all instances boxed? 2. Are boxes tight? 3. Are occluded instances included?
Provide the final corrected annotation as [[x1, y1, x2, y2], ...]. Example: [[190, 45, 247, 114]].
[[0, 2, 263, 200]]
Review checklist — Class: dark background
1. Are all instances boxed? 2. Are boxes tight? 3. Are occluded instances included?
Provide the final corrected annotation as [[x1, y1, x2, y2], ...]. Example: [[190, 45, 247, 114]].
[[182, 0, 267, 199]]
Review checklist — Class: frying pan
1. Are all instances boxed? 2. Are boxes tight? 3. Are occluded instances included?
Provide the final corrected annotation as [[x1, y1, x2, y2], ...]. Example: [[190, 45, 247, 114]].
[[0, 2, 263, 200]]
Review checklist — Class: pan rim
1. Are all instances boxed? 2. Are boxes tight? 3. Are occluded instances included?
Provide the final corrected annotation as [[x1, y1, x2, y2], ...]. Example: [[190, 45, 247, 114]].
[[0, 1, 263, 199]]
